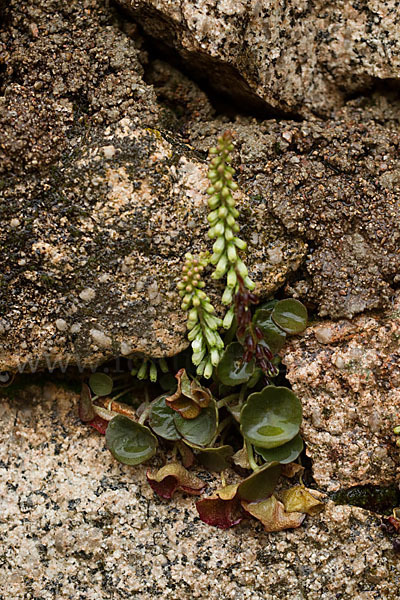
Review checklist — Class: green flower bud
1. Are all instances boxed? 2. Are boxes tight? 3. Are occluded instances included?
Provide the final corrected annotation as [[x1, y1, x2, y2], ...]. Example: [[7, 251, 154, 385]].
[[227, 268, 237, 288], [137, 359, 148, 380], [225, 227, 234, 241], [222, 286, 233, 305], [394, 426, 400, 435], [192, 336, 205, 352], [210, 252, 221, 265], [187, 324, 201, 340], [226, 214, 236, 227], [207, 186, 215, 195], [203, 359, 213, 379], [149, 361, 158, 383], [203, 312, 219, 330], [204, 327, 217, 348], [233, 223, 240, 232], [213, 236, 225, 254], [226, 195, 236, 207], [192, 295, 201, 307], [196, 359, 207, 377], [221, 186, 231, 199], [214, 222, 225, 236], [218, 206, 228, 219], [223, 306, 235, 329], [211, 348, 221, 367], [193, 349, 206, 366], [235, 259, 248, 278], [227, 243, 237, 263], [202, 301, 215, 315], [228, 181, 238, 191], [233, 237, 247, 250], [207, 209, 219, 224], [208, 195, 220, 209], [208, 227, 217, 239], [213, 254, 228, 278], [188, 308, 198, 322], [244, 276, 256, 291], [229, 207, 239, 218]]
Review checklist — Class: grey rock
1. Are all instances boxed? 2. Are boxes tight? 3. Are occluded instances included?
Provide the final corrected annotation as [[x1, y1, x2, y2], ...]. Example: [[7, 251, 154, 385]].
[[117, 0, 400, 117], [1, 383, 399, 600]]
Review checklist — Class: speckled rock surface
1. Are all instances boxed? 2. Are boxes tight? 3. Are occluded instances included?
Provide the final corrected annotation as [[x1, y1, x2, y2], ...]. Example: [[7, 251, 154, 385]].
[[1, 383, 400, 600], [117, 0, 400, 117], [188, 95, 400, 320], [283, 292, 400, 492], [0, 0, 305, 373], [2, 0, 400, 373]]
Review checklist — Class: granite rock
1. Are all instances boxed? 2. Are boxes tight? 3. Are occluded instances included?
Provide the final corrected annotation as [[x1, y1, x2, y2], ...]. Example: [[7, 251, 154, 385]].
[[1, 383, 399, 600], [283, 292, 400, 492], [0, 0, 305, 373], [117, 0, 400, 117], [1, 0, 400, 374]]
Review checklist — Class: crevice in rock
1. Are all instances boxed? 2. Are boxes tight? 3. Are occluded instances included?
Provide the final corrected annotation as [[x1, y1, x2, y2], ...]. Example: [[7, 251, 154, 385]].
[[112, 1, 303, 124], [331, 484, 400, 516]]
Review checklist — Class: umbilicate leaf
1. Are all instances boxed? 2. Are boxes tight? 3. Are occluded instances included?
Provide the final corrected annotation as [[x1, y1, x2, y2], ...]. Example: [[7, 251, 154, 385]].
[[196, 484, 244, 529], [149, 395, 181, 441], [174, 401, 218, 447], [255, 434, 303, 465], [89, 373, 114, 396], [240, 386, 302, 449], [237, 462, 281, 503], [165, 369, 206, 419], [271, 299, 308, 334], [146, 463, 205, 499], [217, 342, 255, 386], [252, 309, 287, 354], [281, 485, 325, 515], [106, 415, 157, 465], [241, 495, 305, 532], [194, 445, 234, 472]]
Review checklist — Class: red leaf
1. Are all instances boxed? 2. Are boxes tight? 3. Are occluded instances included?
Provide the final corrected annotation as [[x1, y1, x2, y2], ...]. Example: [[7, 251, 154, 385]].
[[88, 415, 109, 435], [147, 464, 205, 499], [196, 484, 244, 529]]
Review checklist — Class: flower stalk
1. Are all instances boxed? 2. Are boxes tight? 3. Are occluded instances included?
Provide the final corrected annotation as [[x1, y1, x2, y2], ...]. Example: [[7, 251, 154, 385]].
[[177, 252, 224, 378]]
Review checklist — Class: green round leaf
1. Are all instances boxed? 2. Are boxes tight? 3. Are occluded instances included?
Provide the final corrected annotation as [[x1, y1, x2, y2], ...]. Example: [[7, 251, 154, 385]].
[[174, 401, 218, 447], [106, 415, 158, 465], [271, 299, 308, 334], [149, 395, 181, 441], [238, 463, 281, 502], [258, 299, 278, 313], [194, 445, 234, 472], [255, 434, 303, 464], [240, 386, 302, 449], [253, 309, 287, 354], [89, 373, 113, 396], [216, 342, 255, 386]]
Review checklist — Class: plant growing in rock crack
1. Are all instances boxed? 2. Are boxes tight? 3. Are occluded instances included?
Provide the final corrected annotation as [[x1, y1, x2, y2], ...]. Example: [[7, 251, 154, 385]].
[[79, 132, 322, 532]]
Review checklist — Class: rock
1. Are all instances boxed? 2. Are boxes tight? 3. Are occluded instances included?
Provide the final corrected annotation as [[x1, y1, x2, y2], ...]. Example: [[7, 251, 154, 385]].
[[283, 292, 400, 492], [117, 0, 400, 117], [1, 0, 400, 373], [1, 383, 399, 599], [188, 97, 400, 320]]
